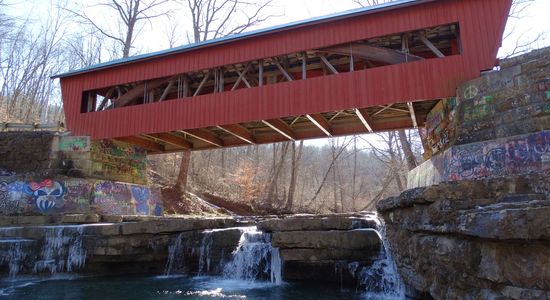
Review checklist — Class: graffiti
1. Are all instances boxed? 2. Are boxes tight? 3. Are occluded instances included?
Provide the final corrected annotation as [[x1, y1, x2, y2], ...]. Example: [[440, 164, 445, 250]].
[[447, 131, 550, 181], [59, 136, 90, 152], [93, 181, 135, 215], [90, 139, 148, 184], [25, 180, 65, 212], [463, 85, 479, 100], [424, 98, 458, 156], [0, 169, 15, 177], [0, 177, 163, 216], [546, 91, 550, 100]]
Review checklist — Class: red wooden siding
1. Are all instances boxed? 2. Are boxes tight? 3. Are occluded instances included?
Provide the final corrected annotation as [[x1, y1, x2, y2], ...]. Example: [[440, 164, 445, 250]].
[[60, 0, 512, 140]]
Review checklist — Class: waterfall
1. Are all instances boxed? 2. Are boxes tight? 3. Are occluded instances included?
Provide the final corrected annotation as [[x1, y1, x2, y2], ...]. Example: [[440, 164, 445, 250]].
[[164, 232, 185, 276], [197, 230, 214, 274], [354, 214, 405, 299], [33, 226, 87, 274], [222, 226, 282, 284], [0, 225, 87, 278]]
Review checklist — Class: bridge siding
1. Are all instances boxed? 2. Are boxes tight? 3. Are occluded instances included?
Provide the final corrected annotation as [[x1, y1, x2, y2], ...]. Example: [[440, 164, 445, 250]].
[[60, 0, 512, 139]]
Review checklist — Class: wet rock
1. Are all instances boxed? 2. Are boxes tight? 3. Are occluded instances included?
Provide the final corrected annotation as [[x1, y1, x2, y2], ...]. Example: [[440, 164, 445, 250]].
[[272, 229, 380, 250], [60, 213, 101, 224], [377, 175, 550, 299], [258, 214, 377, 232]]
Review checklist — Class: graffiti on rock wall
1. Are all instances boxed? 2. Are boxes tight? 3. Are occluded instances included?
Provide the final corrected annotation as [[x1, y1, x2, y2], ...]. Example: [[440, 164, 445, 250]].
[[59, 136, 90, 152], [446, 131, 550, 181], [63, 179, 92, 213], [93, 181, 163, 216], [93, 181, 135, 215], [25, 179, 65, 213], [0, 181, 21, 215], [90, 140, 147, 184], [424, 98, 458, 156]]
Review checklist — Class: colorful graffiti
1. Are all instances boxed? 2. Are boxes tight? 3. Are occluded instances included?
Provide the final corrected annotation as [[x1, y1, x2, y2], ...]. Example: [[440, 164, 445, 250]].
[[59, 136, 90, 152], [409, 131, 550, 188], [90, 139, 148, 184], [25, 180, 65, 212], [0, 177, 162, 216], [92, 180, 162, 216], [424, 98, 458, 156]]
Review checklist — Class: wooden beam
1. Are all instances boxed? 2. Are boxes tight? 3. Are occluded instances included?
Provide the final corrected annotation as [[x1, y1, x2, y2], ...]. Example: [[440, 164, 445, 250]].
[[306, 113, 333, 136], [217, 124, 256, 144], [273, 60, 294, 81], [418, 32, 445, 58], [258, 59, 264, 86], [372, 104, 394, 117], [159, 80, 176, 101], [97, 88, 115, 111], [354, 108, 374, 133], [181, 128, 223, 147], [319, 55, 339, 75], [147, 132, 193, 149], [302, 52, 307, 80], [115, 136, 165, 152], [262, 119, 296, 141], [232, 63, 252, 91], [319, 44, 424, 65], [114, 77, 173, 107], [407, 102, 418, 128], [193, 71, 212, 96]]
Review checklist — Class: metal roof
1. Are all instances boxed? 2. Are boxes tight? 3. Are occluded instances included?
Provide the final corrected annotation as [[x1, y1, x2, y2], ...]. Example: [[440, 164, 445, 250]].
[[53, 0, 429, 79]]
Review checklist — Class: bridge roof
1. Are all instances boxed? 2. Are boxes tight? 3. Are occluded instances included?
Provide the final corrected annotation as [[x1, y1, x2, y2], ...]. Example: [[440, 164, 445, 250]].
[[54, 0, 425, 79], [58, 0, 512, 153]]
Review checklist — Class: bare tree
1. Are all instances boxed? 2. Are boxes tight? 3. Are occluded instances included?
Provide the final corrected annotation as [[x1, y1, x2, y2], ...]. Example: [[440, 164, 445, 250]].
[[183, 0, 274, 43], [65, 0, 172, 58]]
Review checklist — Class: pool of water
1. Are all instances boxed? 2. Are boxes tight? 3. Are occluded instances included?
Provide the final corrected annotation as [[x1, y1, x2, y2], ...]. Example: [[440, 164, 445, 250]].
[[0, 275, 393, 300]]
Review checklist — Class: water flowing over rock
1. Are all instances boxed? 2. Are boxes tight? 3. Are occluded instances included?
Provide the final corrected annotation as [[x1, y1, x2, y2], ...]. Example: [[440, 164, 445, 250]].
[[222, 226, 282, 284], [0, 225, 87, 277]]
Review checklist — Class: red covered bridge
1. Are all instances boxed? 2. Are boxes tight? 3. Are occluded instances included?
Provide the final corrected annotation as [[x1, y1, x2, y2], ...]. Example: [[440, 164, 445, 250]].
[[55, 0, 512, 153]]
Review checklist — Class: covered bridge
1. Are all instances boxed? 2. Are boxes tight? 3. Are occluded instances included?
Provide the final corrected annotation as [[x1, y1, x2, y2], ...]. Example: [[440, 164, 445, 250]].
[[54, 0, 512, 153]]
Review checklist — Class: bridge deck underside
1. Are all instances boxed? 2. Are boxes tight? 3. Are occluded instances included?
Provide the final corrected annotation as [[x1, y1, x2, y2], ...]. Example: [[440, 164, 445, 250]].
[[115, 99, 438, 154]]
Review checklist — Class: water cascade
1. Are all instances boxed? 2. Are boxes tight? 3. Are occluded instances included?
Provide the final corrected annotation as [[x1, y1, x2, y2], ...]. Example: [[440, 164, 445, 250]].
[[354, 215, 406, 299], [222, 227, 282, 284], [164, 232, 185, 276], [0, 225, 87, 278]]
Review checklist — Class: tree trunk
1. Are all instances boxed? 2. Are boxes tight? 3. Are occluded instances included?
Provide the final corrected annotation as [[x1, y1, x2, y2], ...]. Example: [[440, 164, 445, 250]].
[[175, 148, 191, 192], [398, 129, 418, 171], [285, 140, 303, 212]]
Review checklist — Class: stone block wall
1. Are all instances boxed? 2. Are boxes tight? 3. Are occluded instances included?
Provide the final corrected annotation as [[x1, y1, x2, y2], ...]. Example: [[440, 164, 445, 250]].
[[60, 137, 148, 185], [0, 132, 58, 174], [411, 46, 550, 188]]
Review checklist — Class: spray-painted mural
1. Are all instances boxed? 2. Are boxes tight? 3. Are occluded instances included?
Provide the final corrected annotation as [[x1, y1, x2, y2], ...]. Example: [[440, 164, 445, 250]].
[[409, 130, 550, 188], [0, 177, 162, 216], [90, 139, 148, 184], [423, 98, 458, 157], [25, 180, 65, 212], [59, 136, 91, 152]]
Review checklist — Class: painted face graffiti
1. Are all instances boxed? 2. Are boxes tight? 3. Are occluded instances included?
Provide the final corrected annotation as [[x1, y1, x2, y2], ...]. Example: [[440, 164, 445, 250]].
[[27, 180, 64, 212]]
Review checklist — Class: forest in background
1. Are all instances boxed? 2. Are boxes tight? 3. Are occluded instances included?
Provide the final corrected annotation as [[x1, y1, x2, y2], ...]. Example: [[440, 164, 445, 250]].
[[0, 0, 544, 214]]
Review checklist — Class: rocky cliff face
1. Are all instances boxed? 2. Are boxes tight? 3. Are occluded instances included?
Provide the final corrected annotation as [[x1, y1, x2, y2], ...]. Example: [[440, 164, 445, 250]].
[[377, 173, 550, 299]]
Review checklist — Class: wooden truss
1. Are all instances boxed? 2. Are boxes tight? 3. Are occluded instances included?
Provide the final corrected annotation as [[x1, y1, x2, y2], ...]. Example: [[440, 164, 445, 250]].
[[82, 23, 459, 153]]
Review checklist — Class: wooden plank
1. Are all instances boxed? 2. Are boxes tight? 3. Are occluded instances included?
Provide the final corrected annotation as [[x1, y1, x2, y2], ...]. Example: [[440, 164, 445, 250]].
[[193, 71, 212, 96], [354, 108, 374, 133], [319, 55, 339, 75], [418, 32, 445, 58], [181, 128, 223, 147], [306, 113, 333, 136], [262, 119, 296, 140], [407, 102, 418, 128], [319, 44, 424, 65], [231, 63, 252, 91], [147, 132, 193, 149], [114, 77, 172, 107], [217, 124, 256, 144], [115, 136, 165, 152], [274, 60, 294, 81]]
